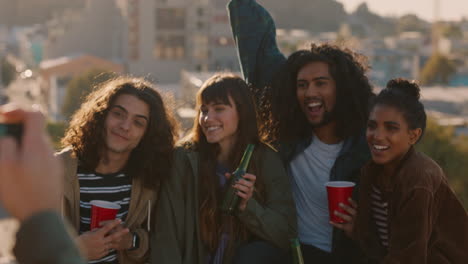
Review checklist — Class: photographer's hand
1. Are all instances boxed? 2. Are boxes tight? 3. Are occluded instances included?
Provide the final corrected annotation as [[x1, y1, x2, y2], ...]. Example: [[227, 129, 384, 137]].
[[0, 106, 63, 222]]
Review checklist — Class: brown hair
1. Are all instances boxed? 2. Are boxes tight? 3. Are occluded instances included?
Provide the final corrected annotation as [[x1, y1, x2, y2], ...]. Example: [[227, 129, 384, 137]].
[[183, 73, 265, 254], [61, 76, 178, 188]]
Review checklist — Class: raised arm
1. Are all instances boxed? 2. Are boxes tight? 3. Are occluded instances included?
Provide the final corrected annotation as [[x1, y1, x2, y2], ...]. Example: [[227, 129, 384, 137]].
[[228, 0, 286, 90]]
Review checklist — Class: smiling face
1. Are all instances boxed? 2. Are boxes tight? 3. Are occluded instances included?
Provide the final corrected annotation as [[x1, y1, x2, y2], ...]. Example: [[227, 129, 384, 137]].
[[296, 61, 337, 128], [104, 94, 149, 156], [366, 104, 422, 167], [198, 95, 239, 153]]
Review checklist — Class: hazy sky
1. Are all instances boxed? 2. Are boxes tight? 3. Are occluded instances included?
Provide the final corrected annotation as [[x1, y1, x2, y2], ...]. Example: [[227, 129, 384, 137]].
[[337, 0, 468, 21]]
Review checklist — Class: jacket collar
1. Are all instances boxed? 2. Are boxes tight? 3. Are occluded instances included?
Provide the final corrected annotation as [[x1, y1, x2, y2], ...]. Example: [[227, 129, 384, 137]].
[[281, 131, 368, 163], [363, 146, 416, 193], [58, 148, 156, 231]]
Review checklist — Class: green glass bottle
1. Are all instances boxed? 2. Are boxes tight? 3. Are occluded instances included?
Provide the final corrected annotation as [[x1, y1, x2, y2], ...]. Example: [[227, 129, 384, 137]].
[[290, 238, 304, 264], [220, 144, 255, 215]]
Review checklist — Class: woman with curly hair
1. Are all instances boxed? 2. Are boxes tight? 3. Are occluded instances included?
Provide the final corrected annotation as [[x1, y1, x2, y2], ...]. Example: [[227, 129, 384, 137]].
[[58, 76, 178, 264], [152, 73, 296, 264]]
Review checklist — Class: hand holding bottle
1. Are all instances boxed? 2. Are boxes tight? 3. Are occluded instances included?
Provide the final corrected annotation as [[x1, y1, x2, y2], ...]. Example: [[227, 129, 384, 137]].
[[220, 144, 255, 214], [225, 172, 256, 211]]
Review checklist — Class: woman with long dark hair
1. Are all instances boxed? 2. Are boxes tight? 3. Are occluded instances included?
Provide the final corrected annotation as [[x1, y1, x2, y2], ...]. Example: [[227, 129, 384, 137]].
[[152, 73, 296, 264]]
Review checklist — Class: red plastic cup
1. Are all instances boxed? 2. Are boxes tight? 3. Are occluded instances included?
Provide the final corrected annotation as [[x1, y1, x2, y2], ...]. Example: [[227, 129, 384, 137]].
[[90, 200, 121, 230], [325, 181, 355, 223]]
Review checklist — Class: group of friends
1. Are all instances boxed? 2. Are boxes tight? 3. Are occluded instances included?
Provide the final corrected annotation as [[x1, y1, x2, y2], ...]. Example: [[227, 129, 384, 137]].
[[0, 0, 467, 263]]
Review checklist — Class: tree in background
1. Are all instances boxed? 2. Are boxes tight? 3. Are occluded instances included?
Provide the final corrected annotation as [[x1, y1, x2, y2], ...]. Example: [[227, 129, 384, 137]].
[[61, 68, 115, 119], [417, 119, 468, 208], [396, 14, 430, 34], [438, 22, 463, 39], [1, 57, 16, 87], [261, 0, 347, 32], [420, 53, 456, 86], [47, 121, 66, 149], [351, 3, 395, 37]]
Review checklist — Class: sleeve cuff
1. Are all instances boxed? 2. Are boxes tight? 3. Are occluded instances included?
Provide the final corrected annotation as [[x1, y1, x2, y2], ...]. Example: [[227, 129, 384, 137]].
[[14, 210, 84, 264], [236, 198, 264, 227]]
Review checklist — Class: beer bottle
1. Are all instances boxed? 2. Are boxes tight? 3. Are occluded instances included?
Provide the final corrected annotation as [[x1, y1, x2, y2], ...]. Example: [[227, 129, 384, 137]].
[[290, 238, 304, 264], [220, 144, 255, 215]]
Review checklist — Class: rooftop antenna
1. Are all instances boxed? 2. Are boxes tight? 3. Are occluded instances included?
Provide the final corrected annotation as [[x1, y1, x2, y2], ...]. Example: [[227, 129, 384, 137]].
[[432, 0, 440, 54]]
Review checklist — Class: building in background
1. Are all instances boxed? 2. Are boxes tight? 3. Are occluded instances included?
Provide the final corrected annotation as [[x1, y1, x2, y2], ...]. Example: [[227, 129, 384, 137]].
[[39, 54, 123, 121], [44, 0, 125, 63], [122, 0, 238, 83], [42, 0, 239, 84]]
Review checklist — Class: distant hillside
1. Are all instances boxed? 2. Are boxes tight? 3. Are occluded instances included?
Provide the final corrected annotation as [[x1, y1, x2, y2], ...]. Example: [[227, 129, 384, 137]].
[[257, 0, 429, 36], [258, 0, 347, 32]]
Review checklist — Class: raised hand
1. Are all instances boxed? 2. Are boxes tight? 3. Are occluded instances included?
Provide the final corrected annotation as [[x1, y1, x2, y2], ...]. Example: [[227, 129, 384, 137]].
[[0, 106, 63, 222]]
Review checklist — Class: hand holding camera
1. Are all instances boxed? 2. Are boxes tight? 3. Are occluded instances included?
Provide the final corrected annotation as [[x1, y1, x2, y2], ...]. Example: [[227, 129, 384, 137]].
[[0, 105, 63, 222]]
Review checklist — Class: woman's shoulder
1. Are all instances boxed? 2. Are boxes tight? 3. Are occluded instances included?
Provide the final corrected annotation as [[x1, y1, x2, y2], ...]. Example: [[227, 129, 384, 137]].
[[255, 142, 281, 160], [257, 142, 278, 153], [174, 141, 200, 158], [399, 150, 446, 190], [176, 140, 198, 152]]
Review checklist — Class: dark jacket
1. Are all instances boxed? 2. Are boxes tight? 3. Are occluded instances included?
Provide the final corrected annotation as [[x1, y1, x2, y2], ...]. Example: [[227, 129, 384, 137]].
[[14, 211, 85, 264], [151, 144, 297, 264], [279, 134, 370, 262], [228, 1, 371, 262], [228, 0, 285, 91], [355, 147, 468, 263]]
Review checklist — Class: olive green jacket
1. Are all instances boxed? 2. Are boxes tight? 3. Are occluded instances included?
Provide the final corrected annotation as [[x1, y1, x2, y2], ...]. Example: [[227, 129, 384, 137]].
[[151, 144, 297, 264]]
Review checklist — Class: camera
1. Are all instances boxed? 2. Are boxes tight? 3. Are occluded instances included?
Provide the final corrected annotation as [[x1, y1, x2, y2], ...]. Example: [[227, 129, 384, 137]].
[[0, 123, 23, 142]]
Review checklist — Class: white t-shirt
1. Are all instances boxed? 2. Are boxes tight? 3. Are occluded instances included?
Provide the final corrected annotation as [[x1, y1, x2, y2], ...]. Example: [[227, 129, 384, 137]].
[[289, 135, 343, 252]]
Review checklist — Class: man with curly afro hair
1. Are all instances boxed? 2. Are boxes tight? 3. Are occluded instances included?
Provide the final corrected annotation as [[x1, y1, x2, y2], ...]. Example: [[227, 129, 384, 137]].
[[229, 0, 374, 263]]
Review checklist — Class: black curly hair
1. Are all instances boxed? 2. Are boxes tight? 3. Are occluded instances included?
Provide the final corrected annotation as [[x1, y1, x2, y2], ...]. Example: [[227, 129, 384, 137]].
[[259, 43, 374, 143], [371, 78, 426, 142]]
